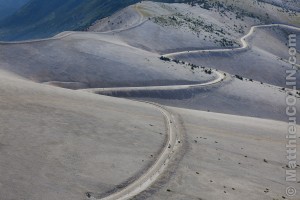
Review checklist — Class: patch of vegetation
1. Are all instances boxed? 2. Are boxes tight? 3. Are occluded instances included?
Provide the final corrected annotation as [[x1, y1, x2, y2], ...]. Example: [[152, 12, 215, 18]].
[[159, 56, 214, 75], [160, 56, 171, 61], [204, 69, 212, 74], [152, 8, 238, 47], [0, 0, 141, 40], [218, 38, 235, 47], [235, 75, 244, 81], [153, 13, 227, 35]]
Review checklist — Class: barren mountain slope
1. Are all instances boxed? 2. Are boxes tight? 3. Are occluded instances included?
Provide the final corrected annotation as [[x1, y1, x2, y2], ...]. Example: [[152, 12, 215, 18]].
[[172, 26, 300, 88], [140, 107, 300, 200], [260, 0, 300, 11], [0, 1, 299, 200], [88, 1, 300, 88], [83, 1, 300, 121], [90, 1, 300, 53], [0, 71, 168, 200], [92, 76, 300, 122], [0, 32, 216, 89]]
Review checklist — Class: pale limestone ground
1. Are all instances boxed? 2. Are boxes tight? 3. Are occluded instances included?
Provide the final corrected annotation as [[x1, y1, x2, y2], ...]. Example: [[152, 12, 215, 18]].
[[0, 72, 167, 200], [143, 107, 300, 200]]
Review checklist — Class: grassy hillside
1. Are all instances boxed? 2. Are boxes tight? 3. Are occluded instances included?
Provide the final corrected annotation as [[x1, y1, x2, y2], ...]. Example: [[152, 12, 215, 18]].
[[0, 0, 29, 20], [0, 0, 140, 40]]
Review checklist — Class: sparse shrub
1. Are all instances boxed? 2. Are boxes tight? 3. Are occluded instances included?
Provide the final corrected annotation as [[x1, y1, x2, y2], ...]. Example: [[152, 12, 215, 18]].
[[204, 69, 212, 74], [160, 56, 171, 62], [173, 59, 180, 64], [235, 75, 243, 80], [190, 64, 199, 70]]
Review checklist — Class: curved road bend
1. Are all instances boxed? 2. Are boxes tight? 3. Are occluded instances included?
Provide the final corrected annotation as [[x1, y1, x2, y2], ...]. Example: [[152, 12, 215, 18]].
[[162, 24, 300, 57], [96, 4, 148, 34], [89, 101, 180, 200], [82, 70, 225, 200], [0, 4, 147, 45], [83, 70, 225, 94]]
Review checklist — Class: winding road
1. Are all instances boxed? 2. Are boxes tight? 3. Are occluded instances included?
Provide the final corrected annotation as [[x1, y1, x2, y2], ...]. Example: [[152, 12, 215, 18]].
[[84, 70, 225, 199], [82, 70, 225, 200], [162, 24, 300, 57], [95, 4, 148, 34], [82, 70, 225, 94], [0, 4, 147, 44], [0, 8, 299, 199], [91, 101, 181, 200], [86, 23, 300, 200]]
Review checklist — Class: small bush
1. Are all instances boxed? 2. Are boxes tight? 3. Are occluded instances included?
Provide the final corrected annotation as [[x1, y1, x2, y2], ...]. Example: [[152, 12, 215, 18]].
[[160, 56, 171, 62], [235, 75, 243, 80]]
